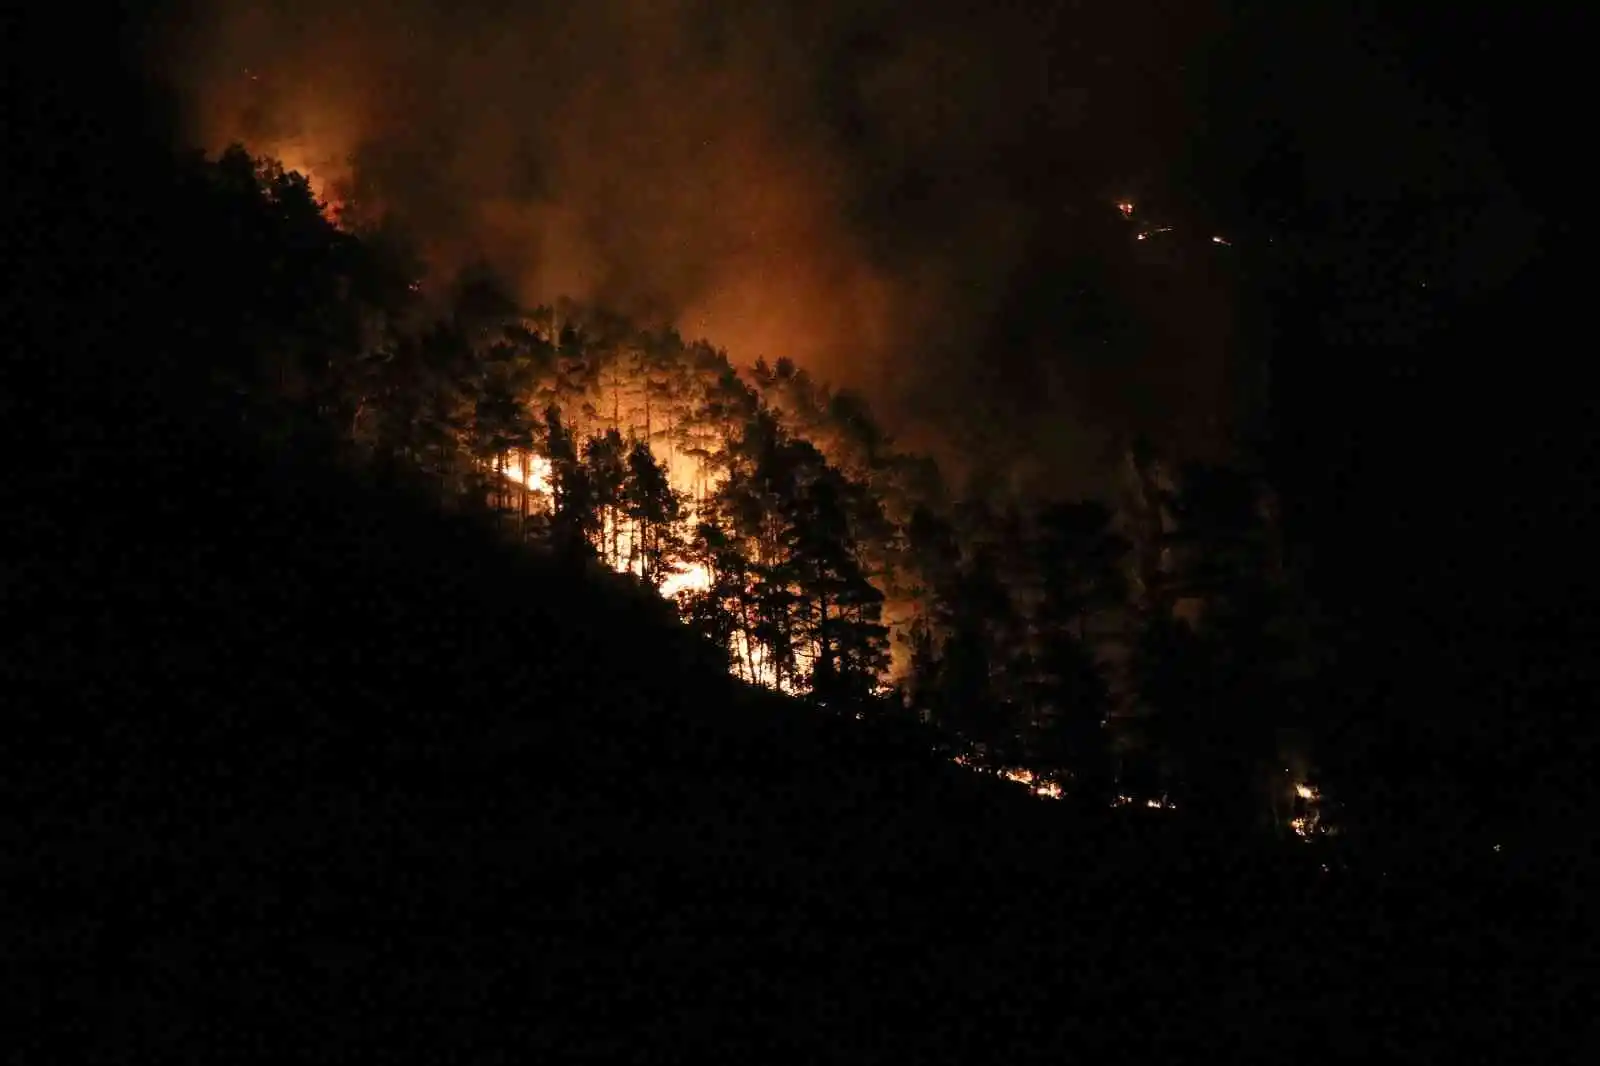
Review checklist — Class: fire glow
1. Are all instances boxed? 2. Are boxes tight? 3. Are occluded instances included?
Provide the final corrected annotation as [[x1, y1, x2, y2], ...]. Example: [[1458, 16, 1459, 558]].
[[495, 451, 711, 600], [488, 451, 799, 693], [485, 453, 1314, 822]]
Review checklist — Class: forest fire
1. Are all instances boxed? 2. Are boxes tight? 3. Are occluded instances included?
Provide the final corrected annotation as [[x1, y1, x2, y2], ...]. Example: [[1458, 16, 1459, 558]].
[[462, 359, 1304, 814], [195, 144, 1330, 829], [1290, 782, 1325, 840], [952, 756, 1064, 800], [40, 10, 1559, 1058], [495, 455, 700, 589], [501, 454, 554, 495], [271, 151, 342, 212], [659, 563, 713, 600], [999, 767, 1064, 800], [489, 450, 806, 694], [492, 452, 707, 599]]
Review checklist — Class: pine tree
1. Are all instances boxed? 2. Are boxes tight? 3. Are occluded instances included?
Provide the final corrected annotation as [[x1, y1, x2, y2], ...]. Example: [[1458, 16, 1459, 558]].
[[680, 512, 758, 681], [544, 406, 596, 562], [784, 456, 888, 704], [624, 439, 683, 587], [1022, 501, 1129, 799], [1128, 461, 1311, 829], [583, 429, 628, 567]]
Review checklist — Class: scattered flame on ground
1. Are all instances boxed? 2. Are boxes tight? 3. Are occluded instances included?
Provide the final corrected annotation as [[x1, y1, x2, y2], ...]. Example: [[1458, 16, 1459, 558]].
[[1290, 781, 1324, 840], [998, 766, 1064, 799]]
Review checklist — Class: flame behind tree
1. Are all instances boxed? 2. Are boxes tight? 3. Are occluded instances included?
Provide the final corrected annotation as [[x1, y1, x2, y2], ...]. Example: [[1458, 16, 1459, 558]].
[[201, 147, 1323, 825], [435, 310, 890, 697]]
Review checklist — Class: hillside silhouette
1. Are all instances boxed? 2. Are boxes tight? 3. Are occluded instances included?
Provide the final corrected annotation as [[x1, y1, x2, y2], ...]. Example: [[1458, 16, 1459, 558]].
[[7, 31, 1587, 1065], [16, 369, 1562, 1065]]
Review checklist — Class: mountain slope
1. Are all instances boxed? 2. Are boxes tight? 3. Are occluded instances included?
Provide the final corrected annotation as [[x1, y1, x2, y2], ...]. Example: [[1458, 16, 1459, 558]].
[[11, 402, 1581, 1065], [6, 51, 1583, 1066]]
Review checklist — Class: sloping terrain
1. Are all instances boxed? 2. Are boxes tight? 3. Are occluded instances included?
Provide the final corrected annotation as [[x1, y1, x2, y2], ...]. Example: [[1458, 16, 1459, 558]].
[[5, 51, 1586, 1066], [8, 409, 1583, 1064]]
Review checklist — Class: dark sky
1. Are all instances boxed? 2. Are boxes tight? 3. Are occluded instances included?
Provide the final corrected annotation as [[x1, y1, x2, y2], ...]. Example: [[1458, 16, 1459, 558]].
[[146, 0, 1537, 495]]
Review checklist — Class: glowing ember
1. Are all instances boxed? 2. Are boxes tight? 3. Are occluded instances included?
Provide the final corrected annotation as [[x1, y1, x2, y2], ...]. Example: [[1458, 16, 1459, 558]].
[[1117, 201, 1135, 219], [1294, 782, 1317, 801]]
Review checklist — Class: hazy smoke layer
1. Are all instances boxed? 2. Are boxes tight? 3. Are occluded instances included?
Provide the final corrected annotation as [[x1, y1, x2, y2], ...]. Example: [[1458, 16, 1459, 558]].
[[152, 0, 1331, 492]]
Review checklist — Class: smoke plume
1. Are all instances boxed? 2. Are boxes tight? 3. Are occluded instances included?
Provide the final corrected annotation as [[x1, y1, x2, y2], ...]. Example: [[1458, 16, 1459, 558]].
[[149, 0, 1368, 493]]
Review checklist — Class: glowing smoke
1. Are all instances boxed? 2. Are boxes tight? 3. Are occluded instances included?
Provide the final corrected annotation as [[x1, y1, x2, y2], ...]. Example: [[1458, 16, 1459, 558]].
[[153, 0, 1243, 494]]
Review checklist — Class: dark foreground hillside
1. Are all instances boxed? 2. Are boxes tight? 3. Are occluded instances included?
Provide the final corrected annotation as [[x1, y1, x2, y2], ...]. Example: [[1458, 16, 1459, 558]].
[[5, 404, 1586, 1064]]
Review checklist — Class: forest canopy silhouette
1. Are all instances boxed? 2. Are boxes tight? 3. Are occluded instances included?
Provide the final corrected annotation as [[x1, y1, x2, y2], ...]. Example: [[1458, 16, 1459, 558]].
[[8, 6, 1592, 1060], [76, 143, 1324, 837]]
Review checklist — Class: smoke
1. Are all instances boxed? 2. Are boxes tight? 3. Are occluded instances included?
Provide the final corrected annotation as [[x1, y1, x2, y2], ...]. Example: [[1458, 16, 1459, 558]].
[[154, 0, 1242, 494]]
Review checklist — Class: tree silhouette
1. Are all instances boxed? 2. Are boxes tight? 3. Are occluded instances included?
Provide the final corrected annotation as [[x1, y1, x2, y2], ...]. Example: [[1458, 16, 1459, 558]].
[[1022, 501, 1129, 799], [544, 406, 596, 562], [624, 439, 683, 587], [136, 144, 1344, 837]]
